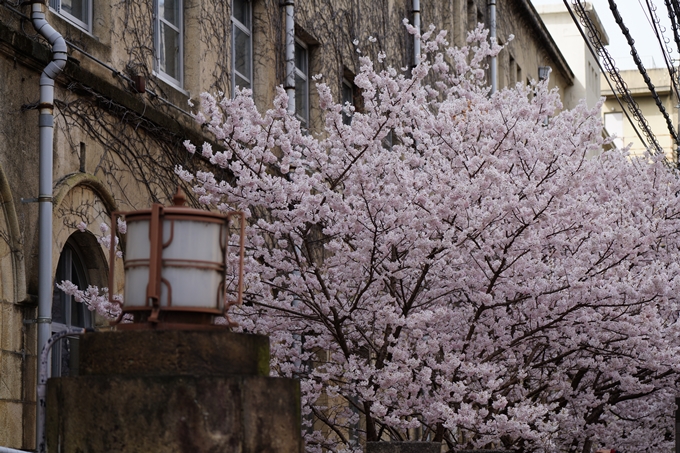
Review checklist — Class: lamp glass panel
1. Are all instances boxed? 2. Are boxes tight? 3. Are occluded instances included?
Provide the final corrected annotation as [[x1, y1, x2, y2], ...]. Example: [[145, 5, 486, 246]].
[[125, 220, 150, 261]]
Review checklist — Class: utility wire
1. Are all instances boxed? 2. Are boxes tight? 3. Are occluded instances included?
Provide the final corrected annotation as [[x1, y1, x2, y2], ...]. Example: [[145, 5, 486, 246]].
[[667, 0, 680, 55], [564, 0, 657, 153], [643, 0, 680, 104], [609, 0, 679, 149]]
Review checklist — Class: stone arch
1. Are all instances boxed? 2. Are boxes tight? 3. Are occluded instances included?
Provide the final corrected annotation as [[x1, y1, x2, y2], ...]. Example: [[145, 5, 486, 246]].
[[51, 173, 122, 299]]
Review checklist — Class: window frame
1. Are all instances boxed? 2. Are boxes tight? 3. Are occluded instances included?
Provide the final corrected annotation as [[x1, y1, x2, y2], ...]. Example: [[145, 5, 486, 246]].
[[231, 0, 253, 95], [153, 0, 184, 88], [49, 0, 93, 33], [295, 39, 309, 131], [51, 240, 93, 378]]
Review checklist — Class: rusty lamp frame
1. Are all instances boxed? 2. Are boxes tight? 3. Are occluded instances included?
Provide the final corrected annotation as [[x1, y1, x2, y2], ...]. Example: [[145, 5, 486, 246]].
[[107, 190, 246, 329]]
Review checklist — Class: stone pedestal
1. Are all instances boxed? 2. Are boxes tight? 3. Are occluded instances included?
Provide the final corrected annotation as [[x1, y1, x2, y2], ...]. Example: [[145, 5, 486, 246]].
[[47, 330, 303, 453]]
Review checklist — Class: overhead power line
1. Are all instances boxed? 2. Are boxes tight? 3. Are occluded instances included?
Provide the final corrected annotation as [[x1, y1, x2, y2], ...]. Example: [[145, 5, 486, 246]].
[[643, 0, 680, 104], [609, 0, 679, 147], [563, 0, 661, 155]]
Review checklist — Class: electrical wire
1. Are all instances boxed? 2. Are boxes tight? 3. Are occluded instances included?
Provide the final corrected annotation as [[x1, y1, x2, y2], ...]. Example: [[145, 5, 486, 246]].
[[643, 0, 680, 104], [609, 0, 679, 148], [564, 0, 658, 154]]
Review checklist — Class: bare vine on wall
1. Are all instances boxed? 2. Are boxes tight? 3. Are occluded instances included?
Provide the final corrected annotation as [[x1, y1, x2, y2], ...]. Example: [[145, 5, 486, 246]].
[[54, 82, 202, 209]]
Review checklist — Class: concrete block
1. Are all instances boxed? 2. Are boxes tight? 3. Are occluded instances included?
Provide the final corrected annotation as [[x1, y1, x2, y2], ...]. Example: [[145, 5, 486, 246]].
[[0, 400, 23, 447], [0, 351, 22, 400], [47, 374, 302, 453], [79, 329, 270, 377], [0, 302, 22, 353]]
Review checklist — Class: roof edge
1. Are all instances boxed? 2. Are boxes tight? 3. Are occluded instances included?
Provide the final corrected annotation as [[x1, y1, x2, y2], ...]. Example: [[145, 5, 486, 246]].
[[515, 0, 575, 86]]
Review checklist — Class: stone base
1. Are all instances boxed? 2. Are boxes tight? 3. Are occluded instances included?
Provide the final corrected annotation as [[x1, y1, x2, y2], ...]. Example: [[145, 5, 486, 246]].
[[46, 330, 303, 453]]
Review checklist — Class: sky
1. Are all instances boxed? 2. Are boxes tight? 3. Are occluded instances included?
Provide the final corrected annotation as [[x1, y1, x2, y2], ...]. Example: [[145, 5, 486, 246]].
[[530, 0, 676, 71]]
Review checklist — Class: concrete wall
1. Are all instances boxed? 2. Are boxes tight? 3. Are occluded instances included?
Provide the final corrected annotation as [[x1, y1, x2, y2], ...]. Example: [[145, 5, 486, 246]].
[[536, 2, 608, 110], [600, 67, 678, 159]]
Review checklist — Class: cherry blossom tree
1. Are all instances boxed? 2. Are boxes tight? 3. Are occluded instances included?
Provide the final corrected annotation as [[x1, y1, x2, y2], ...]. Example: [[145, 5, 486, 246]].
[[172, 25, 680, 452]]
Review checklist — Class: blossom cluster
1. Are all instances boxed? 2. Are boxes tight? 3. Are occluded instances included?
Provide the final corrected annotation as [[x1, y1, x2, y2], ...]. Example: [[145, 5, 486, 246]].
[[174, 26, 680, 452]]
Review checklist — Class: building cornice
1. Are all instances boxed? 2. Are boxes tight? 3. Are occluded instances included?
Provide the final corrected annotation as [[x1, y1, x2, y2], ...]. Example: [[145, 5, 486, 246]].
[[514, 0, 575, 86]]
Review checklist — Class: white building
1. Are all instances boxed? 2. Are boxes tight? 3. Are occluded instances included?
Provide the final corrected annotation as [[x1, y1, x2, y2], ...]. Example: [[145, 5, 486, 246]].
[[536, 2, 609, 109]]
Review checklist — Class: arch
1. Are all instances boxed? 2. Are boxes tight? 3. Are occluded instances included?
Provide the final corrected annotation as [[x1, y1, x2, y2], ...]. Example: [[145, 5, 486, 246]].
[[53, 173, 118, 215], [51, 233, 99, 377], [50, 173, 121, 297]]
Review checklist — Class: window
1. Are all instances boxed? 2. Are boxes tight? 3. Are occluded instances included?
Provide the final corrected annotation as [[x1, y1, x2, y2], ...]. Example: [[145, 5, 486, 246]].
[[604, 112, 624, 149], [295, 40, 309, 130], [232, 0, 253, 93], [50, 0, 92, 32], [342, 78, 354, 125], [154, 0, 183, 87], [509, 56, 516, 85], [51, 239, 92, 377], [516, 64, 522, 86]]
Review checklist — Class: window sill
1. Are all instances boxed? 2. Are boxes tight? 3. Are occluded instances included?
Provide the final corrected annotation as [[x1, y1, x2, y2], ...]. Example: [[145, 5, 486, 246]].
[[152, 71, 192, 109], [48, 10, 111, 60]]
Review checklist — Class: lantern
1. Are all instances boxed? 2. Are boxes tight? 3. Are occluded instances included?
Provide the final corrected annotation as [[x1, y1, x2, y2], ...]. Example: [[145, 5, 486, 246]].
[[108, 189, 245, 329]]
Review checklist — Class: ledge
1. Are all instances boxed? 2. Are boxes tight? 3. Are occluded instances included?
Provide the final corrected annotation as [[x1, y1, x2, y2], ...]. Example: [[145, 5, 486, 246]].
[[0, 17, 208, 150]]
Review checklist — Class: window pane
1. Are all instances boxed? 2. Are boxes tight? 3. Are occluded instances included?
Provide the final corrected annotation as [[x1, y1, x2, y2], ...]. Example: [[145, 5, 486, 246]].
[[233, 26, 251, 79], [61, 0, 89, 24], [160, 0, 180, 27], [235, 74, 250, 90], [52, 291, 66, 324], [604, 112, 624, 149], [71, 299, 86, 327], [295, 43, 307, 73], [295, 73, 308, 126], [232, 0, 250, 28], [52, 337, 70, 377], [342, 82, 353, 106], [342, 81, 353, 125], [160, 23, 181, 80]]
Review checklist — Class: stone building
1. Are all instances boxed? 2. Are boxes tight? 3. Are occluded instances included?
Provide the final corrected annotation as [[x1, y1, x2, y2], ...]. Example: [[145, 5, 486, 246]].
[[0, 0, 578, 449]]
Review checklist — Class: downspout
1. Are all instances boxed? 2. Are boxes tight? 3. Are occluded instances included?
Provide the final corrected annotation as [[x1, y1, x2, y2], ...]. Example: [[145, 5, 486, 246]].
[[489, 0, 497, 93], [31, 1, 67, 451], [284, 0, 295, 114], [413, 0, 421, 65]]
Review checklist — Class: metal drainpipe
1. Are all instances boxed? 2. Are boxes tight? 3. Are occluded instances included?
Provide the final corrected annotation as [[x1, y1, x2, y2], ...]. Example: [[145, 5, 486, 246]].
[[31, 0, 67, 451], [284, 0, 295, 114], [413, 0, 421, 65], [489, 0, 497, 93]]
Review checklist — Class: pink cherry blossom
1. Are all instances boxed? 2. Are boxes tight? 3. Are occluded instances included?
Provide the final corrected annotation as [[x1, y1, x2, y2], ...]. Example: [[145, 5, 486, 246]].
[[72, 25, 680, 452]]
